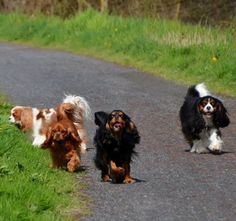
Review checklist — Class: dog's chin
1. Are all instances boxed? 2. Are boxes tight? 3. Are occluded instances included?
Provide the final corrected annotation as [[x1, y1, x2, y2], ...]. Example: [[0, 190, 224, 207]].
[[53, 135, 64, 142], [203, 112, 213, 118]]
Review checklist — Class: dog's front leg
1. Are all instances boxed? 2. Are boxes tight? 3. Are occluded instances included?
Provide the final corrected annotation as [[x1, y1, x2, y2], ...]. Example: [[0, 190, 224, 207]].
[[208, 129, 223, 153], [123, 162, 135, 184]]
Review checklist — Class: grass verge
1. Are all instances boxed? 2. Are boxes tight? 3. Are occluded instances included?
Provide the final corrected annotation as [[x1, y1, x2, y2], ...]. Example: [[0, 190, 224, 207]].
[[0, 10, 235, 97], [0, 99, 89, 220]]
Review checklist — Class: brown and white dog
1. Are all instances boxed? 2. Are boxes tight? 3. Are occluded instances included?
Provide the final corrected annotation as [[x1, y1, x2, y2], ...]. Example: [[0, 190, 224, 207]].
[[9, 95, 91, 151], [9, 106, 36, 133], [9, 106, 57, 145]]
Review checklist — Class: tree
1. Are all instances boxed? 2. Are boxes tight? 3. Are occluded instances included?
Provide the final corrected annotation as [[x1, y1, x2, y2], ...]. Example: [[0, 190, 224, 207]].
[[100, 0, 108, 13]]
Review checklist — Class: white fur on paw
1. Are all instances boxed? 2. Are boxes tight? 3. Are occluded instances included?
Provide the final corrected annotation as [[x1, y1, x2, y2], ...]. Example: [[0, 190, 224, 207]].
[[32, 136, 46, 147], [208, 143, 222, 152], [80, 143, 87, 154]]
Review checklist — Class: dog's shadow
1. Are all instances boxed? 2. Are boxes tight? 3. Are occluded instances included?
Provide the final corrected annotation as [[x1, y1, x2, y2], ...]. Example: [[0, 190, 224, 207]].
[[85, 147, 95, 151], [133, 178, 146, 183], [184, 149, 235, 155], [211, 150, 235, 155], [76, 165, 89, 172], [110, 177, 146, 185]]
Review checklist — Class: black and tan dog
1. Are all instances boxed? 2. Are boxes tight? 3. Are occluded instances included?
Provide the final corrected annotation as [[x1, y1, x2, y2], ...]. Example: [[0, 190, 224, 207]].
[[94, 110, 140, 184]]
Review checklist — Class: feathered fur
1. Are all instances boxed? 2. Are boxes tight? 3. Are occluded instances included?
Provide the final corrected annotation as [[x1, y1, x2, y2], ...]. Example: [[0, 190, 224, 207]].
[[59, 94, 91, 152], [94, 110, 140, 184], [179, 83, 230, 154]]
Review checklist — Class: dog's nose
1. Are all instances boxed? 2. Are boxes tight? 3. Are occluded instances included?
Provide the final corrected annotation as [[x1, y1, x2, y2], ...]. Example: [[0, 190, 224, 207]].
[[206, 106, 211, 111]]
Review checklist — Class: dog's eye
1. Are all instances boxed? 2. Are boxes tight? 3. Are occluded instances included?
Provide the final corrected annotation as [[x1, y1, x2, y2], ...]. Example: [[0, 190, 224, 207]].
[[119, 114, 123, 117], [210, 102, 215, 106]]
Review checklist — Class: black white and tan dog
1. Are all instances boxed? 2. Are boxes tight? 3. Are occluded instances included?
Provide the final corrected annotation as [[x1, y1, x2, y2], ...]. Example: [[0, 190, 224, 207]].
[[179, 83, 230, 154], [94, 110, 140, 184]]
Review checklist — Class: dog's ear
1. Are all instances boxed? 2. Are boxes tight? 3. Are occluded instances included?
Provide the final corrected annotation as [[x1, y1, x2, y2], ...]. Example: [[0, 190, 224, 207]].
[[57, 103, 75, 121], [67, 127, 81, 143], [213, 100, 230, 128], [42, 127, 53, 148], [36, 110, 44, 120], [124, 114, 140, 144], [124, 114, 137, 132], [63, 103, 75, 114], [193, 99, 206, 132], [94, 111, 109, 127], [126, 120, 138, 134], [46, 127, 53, 139]]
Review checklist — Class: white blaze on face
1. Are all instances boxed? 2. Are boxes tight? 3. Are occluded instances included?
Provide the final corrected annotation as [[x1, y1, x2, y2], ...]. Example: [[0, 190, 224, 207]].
[[9, 112, 16, 123], [203, 99, 214, 113], [44, 108, 57, 122], [9, 106, 23, 124]]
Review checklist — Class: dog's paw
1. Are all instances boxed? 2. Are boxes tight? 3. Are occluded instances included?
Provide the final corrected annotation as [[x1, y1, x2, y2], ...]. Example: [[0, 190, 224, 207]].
[[80, 143, 87, 154], [123, 177, 135, 184], [67, 156, 80, 172], [196, 147, 209, 154], [208, 143, 222, 154], [190, 146, 209, 154], [32, 135, 46, 147], [102, 175, 111, 182]]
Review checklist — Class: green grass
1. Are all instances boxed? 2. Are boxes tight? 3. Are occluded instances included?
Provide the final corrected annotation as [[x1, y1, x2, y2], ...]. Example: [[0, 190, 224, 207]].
[[0, 10, 235, 96], [0, 101, 89, 220]]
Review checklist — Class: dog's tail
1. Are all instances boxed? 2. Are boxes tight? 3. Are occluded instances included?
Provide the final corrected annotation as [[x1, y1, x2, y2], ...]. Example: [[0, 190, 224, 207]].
[[187, 83, 210, 98], [62, 94, 91, 123]]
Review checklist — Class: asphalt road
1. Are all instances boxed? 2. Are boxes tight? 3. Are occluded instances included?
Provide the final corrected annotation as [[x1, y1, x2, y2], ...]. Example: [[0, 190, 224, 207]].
[[0, 44, 236, 221]]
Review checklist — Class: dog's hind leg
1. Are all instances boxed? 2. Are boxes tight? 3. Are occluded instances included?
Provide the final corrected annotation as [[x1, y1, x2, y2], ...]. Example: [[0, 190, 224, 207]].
[[110, 161, 124, 183]]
